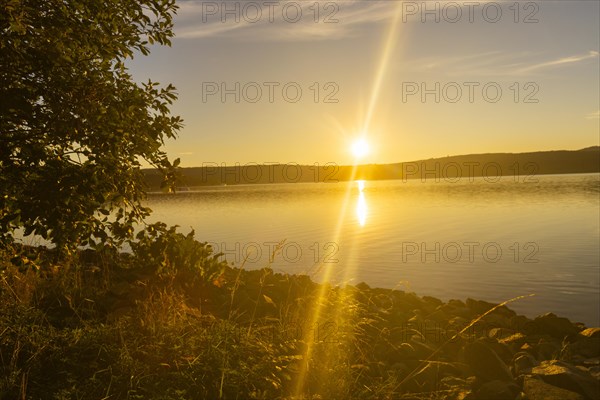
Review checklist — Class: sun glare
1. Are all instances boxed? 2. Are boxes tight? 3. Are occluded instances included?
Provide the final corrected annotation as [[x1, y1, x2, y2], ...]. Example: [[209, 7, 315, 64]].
[[351, 138, 370, 159], [356, 180, 368, 226]]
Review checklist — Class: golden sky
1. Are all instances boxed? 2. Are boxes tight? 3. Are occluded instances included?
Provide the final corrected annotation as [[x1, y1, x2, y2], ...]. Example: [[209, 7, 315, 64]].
[[129, 0, 600, 166]]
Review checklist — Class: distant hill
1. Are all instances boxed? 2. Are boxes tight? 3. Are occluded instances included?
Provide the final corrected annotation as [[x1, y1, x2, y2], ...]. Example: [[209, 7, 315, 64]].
[[143, 147, 600, 189]]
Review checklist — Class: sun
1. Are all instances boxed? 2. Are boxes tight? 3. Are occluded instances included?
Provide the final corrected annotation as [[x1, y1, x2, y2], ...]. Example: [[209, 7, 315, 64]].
[[351, 138, 370, 158]]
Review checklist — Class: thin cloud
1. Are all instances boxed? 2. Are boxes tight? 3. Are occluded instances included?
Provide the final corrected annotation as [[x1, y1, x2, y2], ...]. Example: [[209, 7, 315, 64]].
[[403, 51, 600, 78], [175, 1, 396, 41], [172, 0, 536, 42], [585, 110, 600, 120], [516, 51, 599, 74]]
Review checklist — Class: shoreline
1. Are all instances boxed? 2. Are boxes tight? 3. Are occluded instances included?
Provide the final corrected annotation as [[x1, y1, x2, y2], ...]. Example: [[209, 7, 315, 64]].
[[144, 171, 600, 192], [1, 245, 598, 399]]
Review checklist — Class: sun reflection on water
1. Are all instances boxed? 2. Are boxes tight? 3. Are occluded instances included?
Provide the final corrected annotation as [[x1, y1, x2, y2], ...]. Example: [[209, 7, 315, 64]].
[[356, 180, 368, 226]]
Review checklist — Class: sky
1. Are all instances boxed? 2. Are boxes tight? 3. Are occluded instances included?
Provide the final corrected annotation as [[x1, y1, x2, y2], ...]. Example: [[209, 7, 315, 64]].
[[129, 0, 600, 167]]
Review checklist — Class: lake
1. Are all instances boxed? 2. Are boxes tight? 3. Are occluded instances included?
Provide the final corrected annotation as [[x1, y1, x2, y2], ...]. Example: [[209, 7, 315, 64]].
[[145, 173, 600, 326]]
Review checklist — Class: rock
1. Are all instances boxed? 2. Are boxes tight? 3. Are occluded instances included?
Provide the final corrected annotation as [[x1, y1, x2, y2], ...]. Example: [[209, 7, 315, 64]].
[[410, 320, 451, 345], [577, 333, 600, 356], [389, 362, 408, 374], [466, 375, 479, 388], [447, 299, 472, 318], [396, 342, 417, 361], [563, 335, 600, 359], [373, 293, 393, 310], [400, 363, 441, 393], [389, 309, 411, 324], [520, 342, 534, 352], [535, 338, 562, 360], [511, 315, 536, 335], [422, 295, 443, 307], [583, 358, 600, 368], [589, 365, 600, 380], [464, 340, 514, 382], [448, 299, 467, 308], [448, 316, 469, 326], [408, 309, 424, 324], [581, 328, 600, 339], [531, 360, 600, 399], [474, 379, 520, 400], [500, 332, 528, 352], [483, 314, 513, 330], [408, 337, 438, 359], [392, 291, 424, 312], [512, 351, 538, 377], [488, 327, 514, 340], [466, 298, 496, 315], [534, 313, 580, 339], [440, 376, 468, 389], [390, 327, 421, 344], [428, 307, 450, 323], [523, 375, 585, 400], [484, 339, 514, 364], [402, 361, 462, 393]]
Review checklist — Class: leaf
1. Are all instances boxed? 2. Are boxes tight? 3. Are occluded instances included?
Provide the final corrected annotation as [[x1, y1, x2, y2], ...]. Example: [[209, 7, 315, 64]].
[[0, 1, 180, 252], [263, 295, 276, 307], [212, 273, 225, 288]]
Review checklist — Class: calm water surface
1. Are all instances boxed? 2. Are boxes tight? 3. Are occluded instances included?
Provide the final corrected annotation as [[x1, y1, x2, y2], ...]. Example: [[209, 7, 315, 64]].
[[145, 174, 600, 326]]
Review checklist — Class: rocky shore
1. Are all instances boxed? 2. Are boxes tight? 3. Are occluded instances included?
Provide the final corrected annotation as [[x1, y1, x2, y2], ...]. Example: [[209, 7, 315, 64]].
[[1, 250, 598, 399], [102, 265, 600, 399]]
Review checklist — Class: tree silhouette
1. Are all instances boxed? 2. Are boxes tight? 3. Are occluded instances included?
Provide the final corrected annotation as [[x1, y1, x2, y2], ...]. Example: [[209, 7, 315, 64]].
[[0, 0, 182, 254]]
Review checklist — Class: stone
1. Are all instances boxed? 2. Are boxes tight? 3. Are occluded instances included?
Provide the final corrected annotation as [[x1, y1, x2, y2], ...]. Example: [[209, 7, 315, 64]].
[[512, 352, 538, 377], [448, 316, 469, 326], [423, 295, 443, 307], [523, 375, 585, 400], [466, 298, 496, 314], [408, 337, 438, 359], [564, 336, 600, 359], [397, 342, 417, 360], [583, 358, 600, 367], [533, 313, 580, 339], [390, 327, 422, 344], [428, 307, 450, 323], [577, 332, 600, 356], [484, 339, 514, 364], [531, 360, 600, 399], [402, 361, 462, 393], [520, 343, 533, 352], [440, 376, 468, 389], [400, 363, 441, 393], [463, 340, 514, 382], [511, 315, 535, 334], [447, 299, 472, 318], [488, 327, 514, 340], [474, 379, 520, 400], [482, 314, 513, 331], [588, 365, 600, 380], [581, 328, 600, 339], [535, 339, 562, 360], [448, 299, 467, 308], [373, 293, 393, 309], [500, 332, 528, 351], [466, 375, 479, 388]]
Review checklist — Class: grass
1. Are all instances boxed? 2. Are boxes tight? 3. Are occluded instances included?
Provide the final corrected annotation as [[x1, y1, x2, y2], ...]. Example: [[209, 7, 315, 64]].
[[0, 235, 549, 399]]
